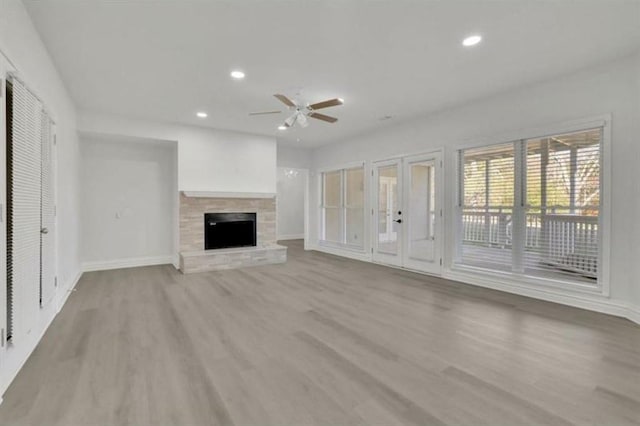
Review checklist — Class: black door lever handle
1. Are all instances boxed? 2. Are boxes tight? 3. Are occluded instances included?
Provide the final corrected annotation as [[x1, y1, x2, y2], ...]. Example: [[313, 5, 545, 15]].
[[394, 219, 402, 224]]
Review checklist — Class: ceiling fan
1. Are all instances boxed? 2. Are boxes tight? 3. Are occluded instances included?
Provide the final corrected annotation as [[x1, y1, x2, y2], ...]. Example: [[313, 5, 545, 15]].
[[249, 94, 343, 128]]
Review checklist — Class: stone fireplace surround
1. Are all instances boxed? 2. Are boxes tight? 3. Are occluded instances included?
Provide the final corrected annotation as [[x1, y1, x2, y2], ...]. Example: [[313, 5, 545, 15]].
[[178, 192, 287, 273]]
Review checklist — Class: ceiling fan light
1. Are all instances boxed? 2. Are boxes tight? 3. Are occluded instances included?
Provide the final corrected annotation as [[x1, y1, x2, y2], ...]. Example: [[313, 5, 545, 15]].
[[278, 125, 287, 130], [284, 114, 296, 127], [298, 113, 309, 128], [462, 35, 482, 47]]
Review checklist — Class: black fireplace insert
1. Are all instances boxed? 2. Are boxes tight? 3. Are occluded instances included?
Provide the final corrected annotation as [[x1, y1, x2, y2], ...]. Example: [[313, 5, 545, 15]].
[[204, 212, 257, 250]]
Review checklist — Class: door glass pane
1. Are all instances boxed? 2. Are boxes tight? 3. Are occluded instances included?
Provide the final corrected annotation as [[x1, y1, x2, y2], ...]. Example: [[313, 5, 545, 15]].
[[377, 165, 398, 254], [408, 161, 435, 261]]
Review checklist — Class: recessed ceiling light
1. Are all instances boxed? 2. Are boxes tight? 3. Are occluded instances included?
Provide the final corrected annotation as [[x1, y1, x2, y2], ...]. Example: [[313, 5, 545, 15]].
[[462, 35, 482, 47], [230, 70, 245, 80], [196, 111, 208, 118], [278, 125, 287, 130]]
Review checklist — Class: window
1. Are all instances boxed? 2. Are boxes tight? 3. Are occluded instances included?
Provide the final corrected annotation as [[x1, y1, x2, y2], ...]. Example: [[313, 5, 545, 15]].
[[459, 142, 515, 272], [322, 171, 341, 242], [320, 166, 365, 248], [456, 128, 603, 288]]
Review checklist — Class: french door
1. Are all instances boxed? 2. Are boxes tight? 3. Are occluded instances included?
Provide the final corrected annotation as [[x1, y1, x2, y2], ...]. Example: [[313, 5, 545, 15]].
[[372, 152, 442, 275], [372, 159, 402, 266]]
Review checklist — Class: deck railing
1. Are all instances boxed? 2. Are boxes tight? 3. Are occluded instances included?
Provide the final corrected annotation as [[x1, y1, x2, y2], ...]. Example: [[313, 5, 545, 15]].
[[462, 208, 598, 277], [543, 214, 598, 277], [462, 208, 512, 247]]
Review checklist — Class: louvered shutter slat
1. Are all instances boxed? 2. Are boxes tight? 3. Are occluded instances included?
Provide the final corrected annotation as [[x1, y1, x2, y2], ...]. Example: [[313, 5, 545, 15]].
[[7, 79, 42, 340]]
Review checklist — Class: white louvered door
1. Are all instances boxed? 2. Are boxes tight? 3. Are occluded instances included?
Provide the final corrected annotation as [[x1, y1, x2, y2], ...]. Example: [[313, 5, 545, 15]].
[[1, 73, 7, 349], [40, 116, 56, 307], [7, 78, 42, 340]]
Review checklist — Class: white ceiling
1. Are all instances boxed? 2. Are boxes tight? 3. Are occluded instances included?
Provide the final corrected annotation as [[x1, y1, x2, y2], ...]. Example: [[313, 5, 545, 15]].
[[25, 0, 640, 148]]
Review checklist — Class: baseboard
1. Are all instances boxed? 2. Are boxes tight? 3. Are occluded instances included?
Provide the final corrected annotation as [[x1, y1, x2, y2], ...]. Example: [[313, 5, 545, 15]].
[[277, 234, 304, 241], [82, 255, 173, 272], [57, 270, 83, 314], [627, 304, 640, 325]]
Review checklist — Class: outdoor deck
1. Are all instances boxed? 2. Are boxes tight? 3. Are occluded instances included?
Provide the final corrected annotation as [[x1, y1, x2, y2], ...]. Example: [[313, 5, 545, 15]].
[[461, 210, 598, 282]]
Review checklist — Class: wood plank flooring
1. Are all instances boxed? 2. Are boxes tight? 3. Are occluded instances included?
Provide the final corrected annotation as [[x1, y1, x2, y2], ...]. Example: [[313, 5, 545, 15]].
[[0, 240, 639, 425]]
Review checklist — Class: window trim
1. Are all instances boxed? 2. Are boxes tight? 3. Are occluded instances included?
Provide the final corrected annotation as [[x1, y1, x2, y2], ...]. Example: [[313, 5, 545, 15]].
[[450, 115, 611, 297]]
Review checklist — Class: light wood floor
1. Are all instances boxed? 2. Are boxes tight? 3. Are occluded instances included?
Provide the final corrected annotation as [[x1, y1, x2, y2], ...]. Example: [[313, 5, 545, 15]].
[[1, 240, 639, 425]]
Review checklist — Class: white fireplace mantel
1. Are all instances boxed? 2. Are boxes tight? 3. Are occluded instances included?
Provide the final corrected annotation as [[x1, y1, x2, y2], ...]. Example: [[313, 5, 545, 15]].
[[181, 190, 276, 199]]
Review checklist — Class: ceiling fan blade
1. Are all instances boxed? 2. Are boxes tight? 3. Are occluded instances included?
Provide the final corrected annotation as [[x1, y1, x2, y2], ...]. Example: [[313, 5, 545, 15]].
[[309, 112, 338, 123], [274, 94, 297, 108], [308, 98, 343, 110], [249, 110, 282, 116]]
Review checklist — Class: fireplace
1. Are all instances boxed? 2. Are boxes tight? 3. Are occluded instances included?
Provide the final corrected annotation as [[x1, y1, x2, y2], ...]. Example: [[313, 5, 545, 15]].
[[204, 212, 257, 250], [179, 194, 285, 273]]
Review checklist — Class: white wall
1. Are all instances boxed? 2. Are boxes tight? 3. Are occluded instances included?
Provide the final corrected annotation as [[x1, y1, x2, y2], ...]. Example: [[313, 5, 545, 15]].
[[311, 53, 640, 322], [277, 144, 312, 169], [0, 0, 81, 396], [80, 136, 177, 270], [631, 54, 640, 324], [276, 167, 306, 240], [276, 144, 311, 241], [79, 111, 277, 193]]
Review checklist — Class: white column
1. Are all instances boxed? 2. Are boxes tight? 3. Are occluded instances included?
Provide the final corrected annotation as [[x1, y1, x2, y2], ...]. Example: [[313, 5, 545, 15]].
[[569, 146, 578, 214], [541, 139, 549, 258], [484, 159, 491, 245], [512, 140, 526, 273]]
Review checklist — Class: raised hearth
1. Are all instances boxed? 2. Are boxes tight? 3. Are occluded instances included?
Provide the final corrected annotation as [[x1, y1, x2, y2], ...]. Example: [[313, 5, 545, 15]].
[[179, 192, 286, 273], [180, 244, 286, 274]]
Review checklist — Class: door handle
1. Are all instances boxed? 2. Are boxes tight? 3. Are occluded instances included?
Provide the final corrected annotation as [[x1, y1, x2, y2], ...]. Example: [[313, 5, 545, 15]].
[[394, 219, 402, 224], [41, 228, 49, 234]]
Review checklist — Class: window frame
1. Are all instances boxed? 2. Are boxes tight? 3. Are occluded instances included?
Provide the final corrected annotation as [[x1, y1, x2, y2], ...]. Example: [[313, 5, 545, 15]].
[[318, 162, 366, 251], [452, 115, 611, 297]]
